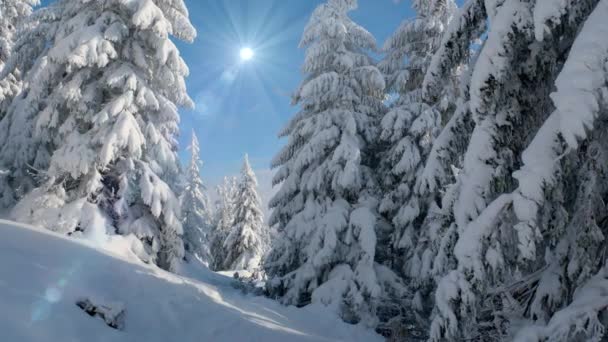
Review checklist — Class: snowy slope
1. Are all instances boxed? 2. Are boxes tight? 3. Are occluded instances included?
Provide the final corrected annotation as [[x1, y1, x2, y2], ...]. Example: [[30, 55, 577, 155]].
[[0, 220, 381, 342]]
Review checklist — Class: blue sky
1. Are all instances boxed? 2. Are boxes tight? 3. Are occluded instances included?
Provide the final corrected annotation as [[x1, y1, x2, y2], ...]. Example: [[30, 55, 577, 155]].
[[176, 0, 417, 184]]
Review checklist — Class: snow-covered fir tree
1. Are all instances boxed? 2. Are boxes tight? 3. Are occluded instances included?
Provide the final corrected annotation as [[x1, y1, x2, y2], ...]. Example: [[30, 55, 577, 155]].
[[375, 0, 457, 335], [0, 0, 38, 68], [394, 6, 485, 323], [210, 176, 237, 271], [221, 155, 267, 271], [377, 0, 455, 260], [181, 131, 213, 265], [0, 0, 39, 206], [0, 0, 196, 272], [423, 0, 605, 340], [0, 0, 38, 103], [264, 0, 405, 326]]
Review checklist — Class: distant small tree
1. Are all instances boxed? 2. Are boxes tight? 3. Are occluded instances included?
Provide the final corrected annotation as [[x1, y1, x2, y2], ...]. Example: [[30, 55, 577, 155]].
[[181, 131, 213, 265], [221, 155, 267, 271], [210, 176, 237, 270]]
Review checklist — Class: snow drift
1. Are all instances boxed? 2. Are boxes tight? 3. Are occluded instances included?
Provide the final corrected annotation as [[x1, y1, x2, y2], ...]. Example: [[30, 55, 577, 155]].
[[0, 220, 380, 342]]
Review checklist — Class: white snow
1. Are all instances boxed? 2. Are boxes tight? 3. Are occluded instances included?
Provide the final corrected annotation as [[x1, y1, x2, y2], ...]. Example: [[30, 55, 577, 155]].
[[533, 0, 574, 41], [553, 0, 608, 150], [0, 219, 381, 342]]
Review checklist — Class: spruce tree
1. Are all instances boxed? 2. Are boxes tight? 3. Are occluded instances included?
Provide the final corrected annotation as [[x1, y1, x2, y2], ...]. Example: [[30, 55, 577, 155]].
[[375, 0, 458, 336], [377, 0, 453, 260], [0, 0, 38, 112], [181, 131, 213, 265], [377, 0, 458, 283], [221, 155, 267, 271], [1, 0, 197, 272], [210, 176, 238, 271], [265, 0, 398, 325], [0, 0, 39, 206]]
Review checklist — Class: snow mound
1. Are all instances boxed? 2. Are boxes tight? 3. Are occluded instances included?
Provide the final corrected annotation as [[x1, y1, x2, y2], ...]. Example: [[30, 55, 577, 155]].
[[0, 220, 381, 342]]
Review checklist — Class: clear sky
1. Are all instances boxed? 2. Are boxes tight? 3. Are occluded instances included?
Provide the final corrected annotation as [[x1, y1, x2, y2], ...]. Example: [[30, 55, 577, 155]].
[[175, 0, 417, 185]]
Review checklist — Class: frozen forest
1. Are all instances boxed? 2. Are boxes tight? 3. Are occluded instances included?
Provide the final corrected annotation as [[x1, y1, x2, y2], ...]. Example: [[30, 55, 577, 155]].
[[0, 0, 607, 341]]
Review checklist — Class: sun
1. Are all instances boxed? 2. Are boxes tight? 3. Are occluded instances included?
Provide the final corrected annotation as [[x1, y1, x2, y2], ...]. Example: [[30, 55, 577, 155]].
[[240, 47, 254, 61]]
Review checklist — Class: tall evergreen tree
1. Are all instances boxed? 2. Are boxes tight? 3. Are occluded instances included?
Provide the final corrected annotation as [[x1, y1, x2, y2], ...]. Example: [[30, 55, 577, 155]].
[[221, 155, 267, 271], [0, 0, 38, 111], [265, 0, 400, 325], [0, 0, 196, 272], [210, 176, 238, 271], [0, 0, 39, 206], [181, 131, 213, 265], [375, 0, 458, 337], [377, 0, 457, 282]]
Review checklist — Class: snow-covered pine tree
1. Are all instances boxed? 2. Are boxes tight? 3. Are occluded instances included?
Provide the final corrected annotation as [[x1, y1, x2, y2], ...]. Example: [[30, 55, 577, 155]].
[[412, 0, 488, 227], [210, 176, 237, 271], [264, 0, 401, 326], [1, 0, 197, 272], [424, 0, 602, 340], [375, 0, 458, 337], [0, 0, 39, 207], [181, 131, 213, 265], [221, 155, 267, 271], [377, 0, 457, 263], [383, 5, 489, 338], [0, 0, 38, 114]]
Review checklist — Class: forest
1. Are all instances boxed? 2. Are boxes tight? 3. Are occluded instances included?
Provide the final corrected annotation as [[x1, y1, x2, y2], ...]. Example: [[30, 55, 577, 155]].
[[0, 0, 607, 341]]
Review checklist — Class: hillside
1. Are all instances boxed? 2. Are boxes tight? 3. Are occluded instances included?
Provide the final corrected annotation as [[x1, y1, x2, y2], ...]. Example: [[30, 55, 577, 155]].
[[0, 220, 381, 342]]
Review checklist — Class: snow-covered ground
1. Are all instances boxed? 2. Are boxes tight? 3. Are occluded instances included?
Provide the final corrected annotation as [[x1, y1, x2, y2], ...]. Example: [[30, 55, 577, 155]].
[[0, 220, 381, 342]]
